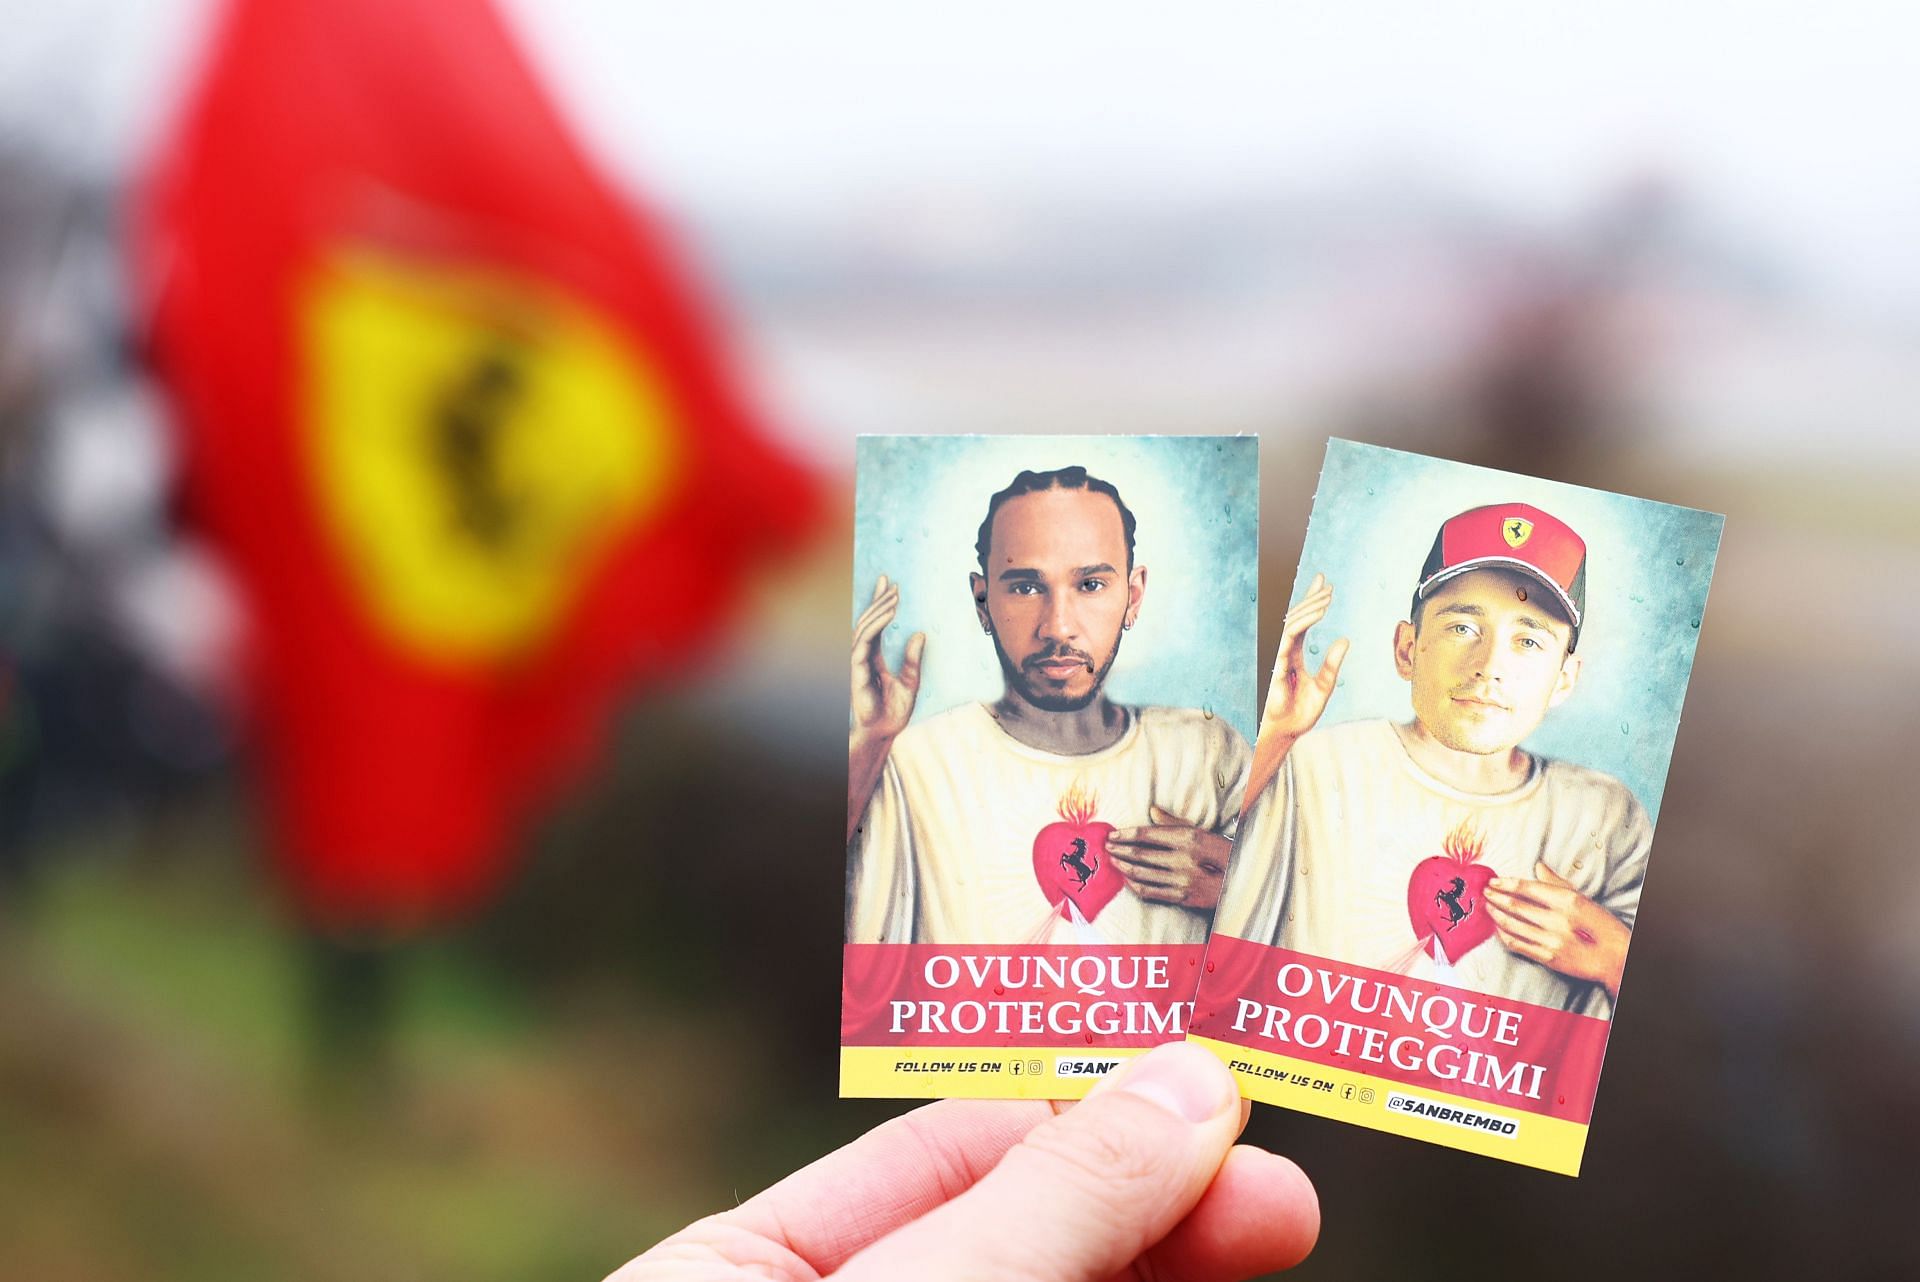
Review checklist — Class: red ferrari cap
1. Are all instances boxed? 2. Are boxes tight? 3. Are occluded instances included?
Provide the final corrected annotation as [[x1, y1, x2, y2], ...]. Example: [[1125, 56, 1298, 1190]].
[[1416, 503, 1587, 649]]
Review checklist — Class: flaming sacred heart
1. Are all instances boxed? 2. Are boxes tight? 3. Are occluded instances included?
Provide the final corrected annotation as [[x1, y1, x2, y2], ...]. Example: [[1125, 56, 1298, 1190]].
[[1032, 781, 1124, 921], [1405, 820, 1497, 963]]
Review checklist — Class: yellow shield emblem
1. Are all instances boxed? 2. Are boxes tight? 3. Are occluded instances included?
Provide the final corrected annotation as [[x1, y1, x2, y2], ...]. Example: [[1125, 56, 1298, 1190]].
[[301, 248, 681, 664], [1502, 517, 1533, 549]]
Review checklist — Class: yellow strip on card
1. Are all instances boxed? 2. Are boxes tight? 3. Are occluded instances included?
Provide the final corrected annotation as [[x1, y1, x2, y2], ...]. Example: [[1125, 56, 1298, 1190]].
[[1190, 1035, 1588, 1176], [840, 1046, 1156, 1100]]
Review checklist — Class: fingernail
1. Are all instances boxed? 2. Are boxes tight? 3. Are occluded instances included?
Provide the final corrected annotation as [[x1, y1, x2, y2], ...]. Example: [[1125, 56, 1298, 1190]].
[[1111, 1042, 1236, 1123]]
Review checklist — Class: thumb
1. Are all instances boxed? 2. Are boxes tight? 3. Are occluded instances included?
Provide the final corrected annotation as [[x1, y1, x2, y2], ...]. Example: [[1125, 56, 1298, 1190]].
[[835, 1042, 1243, 1282], [1534, 860, 1573, 886], [1147, 803, 1191, 827]]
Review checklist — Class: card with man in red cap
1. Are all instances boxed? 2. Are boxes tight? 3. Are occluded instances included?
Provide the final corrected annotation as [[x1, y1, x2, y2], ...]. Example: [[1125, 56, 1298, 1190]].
[[1190, 439, 1722, 1175]]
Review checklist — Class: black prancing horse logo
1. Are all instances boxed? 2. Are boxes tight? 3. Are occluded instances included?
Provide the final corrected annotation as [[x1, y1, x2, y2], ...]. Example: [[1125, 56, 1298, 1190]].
[[1060, 837, 1097, 891], [1435, 875, 1473, 931], [435, 340, 528, 550]]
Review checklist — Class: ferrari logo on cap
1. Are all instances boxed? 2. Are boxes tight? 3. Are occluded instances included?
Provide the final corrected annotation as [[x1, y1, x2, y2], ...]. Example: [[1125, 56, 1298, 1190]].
[[1503, 517, 1533, 548]]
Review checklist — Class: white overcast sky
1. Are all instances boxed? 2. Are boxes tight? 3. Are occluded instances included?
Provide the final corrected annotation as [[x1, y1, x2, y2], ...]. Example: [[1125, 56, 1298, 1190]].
[[6, 0, 1920, 313]]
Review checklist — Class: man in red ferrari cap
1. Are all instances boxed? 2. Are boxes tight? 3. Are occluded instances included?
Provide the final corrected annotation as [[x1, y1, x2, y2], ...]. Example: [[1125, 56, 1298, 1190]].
[[1213, 503, 1647, 1017]]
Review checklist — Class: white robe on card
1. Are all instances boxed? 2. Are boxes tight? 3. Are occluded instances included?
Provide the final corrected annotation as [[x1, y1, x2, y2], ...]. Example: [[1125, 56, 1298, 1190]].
[[849, 702, 1251, 947], [1213, 719, 1650, 1018]]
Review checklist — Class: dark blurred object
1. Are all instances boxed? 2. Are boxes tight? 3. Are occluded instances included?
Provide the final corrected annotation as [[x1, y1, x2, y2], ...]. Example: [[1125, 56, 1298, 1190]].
[[0, 140, 232, 894], [1464, 177, 1673, 479], [135, 0, 818, 932], [1353, 177, 1679, 487]]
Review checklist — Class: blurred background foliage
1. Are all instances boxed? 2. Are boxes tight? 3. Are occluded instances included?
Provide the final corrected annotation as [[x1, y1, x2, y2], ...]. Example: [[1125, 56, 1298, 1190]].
[[2, 1, 1918, 1278]]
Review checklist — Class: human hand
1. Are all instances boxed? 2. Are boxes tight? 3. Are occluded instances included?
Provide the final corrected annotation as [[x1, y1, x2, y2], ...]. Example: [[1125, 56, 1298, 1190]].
[[1107, 804, 1232, 912], [1243, 575, 1349, 804], [610, 1041, 1316, 1282], [850, 574, 924, 749], [1485, 861, 1630, 998], [1261, 574, 1349, 745]]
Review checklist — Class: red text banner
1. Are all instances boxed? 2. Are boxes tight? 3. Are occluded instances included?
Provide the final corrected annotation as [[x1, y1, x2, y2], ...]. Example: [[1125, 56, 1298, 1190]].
[[843, 944, 1203, 1048], [1191, 935, 1611, 1123]]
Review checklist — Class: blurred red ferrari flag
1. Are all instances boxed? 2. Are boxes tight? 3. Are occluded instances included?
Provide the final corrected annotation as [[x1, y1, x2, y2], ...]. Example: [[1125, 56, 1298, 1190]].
[[136, 0, 817, 928]]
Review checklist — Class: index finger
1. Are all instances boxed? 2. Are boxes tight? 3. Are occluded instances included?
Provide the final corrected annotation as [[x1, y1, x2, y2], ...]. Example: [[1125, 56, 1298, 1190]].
[[1487, 878, 1575, 912], [1106, 826, 1184, 848], [1137, 1144, 1319, 1281], [1285, 574, 1331, 609], [852, 592, 900, 659], [1106, 846, 1186, 873], [1275, 587, 1334, 665], [719, 1099, 1060, 1275], [853, 579, 900, 633]]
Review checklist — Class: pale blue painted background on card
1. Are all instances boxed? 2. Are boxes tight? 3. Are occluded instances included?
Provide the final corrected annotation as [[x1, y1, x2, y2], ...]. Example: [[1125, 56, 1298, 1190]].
[[853, 436, 1260, 743], [1291, 440, 1723, 824]]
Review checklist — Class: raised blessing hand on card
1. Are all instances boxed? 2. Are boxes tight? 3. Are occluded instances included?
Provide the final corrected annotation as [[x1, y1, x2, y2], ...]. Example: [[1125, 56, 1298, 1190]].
[[606, 1041, 1318, 1282], [850, 574, 926, 745], [1264, 574, 1349, 739], [1244, 575, 1350, 802], [848, 575, 927, 842]]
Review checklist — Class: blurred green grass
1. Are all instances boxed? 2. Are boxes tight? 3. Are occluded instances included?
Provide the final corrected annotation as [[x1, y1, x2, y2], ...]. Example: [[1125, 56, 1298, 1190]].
[[0, 831, 739, 1282]]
